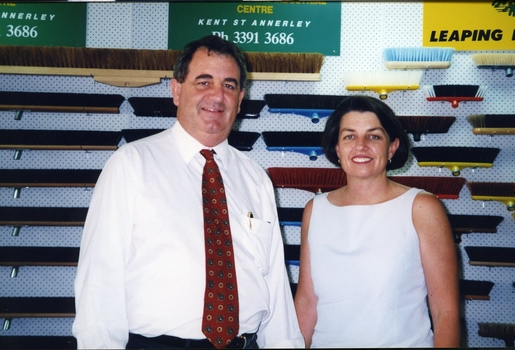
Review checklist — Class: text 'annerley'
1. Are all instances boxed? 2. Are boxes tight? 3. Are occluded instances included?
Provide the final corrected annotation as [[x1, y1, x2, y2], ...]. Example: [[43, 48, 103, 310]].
[[198, 19, 312, 28]]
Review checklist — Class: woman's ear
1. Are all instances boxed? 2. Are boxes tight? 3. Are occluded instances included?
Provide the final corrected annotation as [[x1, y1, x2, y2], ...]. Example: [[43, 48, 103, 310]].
[[388, 138, 400, 160]]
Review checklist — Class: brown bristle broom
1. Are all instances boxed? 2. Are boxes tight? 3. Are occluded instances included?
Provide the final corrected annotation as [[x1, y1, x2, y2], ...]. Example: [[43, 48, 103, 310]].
[[397, 116, 456, 141], [267, 167, 346, 194], [411, 146, 500, 176], [467, 182, 515, 211], [478, 323, 515, 347], [267, 169, 465, 199], [424, 84, 487, 108], [472, 53, 515, 77], [0, 45, 324, 86], [467, 114, 515, 135]]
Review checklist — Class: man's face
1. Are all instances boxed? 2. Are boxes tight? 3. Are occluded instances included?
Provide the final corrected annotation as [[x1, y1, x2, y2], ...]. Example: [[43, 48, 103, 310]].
[[171, 48, 245, 147]]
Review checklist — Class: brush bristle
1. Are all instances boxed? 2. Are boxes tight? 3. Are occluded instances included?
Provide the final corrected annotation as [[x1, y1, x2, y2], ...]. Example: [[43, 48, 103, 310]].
[[343, 71, 424, 86], [478, 323, 515, 336], [398, 116, 456, 133], [244, 52, 324, 74], [384, 47, 454, 62], [264, 94, 345, 110], [267, 167, 346, 192], [0, 45, 323, 74], [391, 176, 465, 198], [412, 147, 500, 163], [468, 114, 515, 128], [425, 84, 488, 98], [467, 182, 515, 197], [472, 53, 515, 66]]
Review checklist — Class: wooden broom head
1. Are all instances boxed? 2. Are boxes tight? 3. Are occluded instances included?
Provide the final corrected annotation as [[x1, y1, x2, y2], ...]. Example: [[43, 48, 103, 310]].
[[244, 52, 324, 74], [0, 45, 324, 74], [0, 45, 180, 70]]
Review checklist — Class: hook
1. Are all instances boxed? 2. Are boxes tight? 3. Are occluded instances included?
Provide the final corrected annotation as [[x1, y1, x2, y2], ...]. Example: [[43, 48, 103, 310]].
[[13, 150, 22, 160], [14, 110, 23, 120], [3, 318, 11, 330], [13, 188, 21, 199], [12, 226, 21, 237]]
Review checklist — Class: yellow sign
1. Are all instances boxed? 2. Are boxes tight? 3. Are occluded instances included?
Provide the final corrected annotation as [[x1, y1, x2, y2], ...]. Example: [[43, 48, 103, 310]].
[[423, 1, 515, 50]]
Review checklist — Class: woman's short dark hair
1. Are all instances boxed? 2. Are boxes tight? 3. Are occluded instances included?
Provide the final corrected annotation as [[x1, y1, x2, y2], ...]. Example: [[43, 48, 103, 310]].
[[322, 95, 410, 170], [173, 35, 247, 91]]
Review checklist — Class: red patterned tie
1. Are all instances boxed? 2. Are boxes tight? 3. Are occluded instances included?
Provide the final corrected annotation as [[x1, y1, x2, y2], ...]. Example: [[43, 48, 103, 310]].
[[200, 149, 239, 349]]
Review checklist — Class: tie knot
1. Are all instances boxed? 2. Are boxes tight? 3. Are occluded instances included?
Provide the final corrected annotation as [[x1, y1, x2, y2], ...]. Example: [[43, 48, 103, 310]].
[[200, 149, 215, 161]]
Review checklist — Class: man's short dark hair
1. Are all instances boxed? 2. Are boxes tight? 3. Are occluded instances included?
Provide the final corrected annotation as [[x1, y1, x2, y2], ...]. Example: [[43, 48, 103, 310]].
[[173, 35, 247, 90]]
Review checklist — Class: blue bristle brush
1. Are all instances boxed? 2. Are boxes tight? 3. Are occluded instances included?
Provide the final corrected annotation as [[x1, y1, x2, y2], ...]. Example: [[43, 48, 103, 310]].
[[384, 47, 454, 69]]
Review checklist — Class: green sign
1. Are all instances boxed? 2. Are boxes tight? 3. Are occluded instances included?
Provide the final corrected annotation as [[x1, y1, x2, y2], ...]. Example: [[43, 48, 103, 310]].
[[0, 2, 86, 47], [169, 1, 340, 56]]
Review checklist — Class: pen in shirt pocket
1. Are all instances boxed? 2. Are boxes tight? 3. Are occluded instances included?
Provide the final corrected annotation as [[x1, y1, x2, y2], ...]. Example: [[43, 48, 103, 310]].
[[247, 212, 253, 230]]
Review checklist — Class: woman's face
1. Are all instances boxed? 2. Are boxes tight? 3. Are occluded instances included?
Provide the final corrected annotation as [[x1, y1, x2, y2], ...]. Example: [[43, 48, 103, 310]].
[[335, 111, 399, 179]]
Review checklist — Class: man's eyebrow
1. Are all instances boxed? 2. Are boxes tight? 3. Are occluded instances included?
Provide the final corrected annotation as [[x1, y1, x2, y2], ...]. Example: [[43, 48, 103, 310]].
[[194, 74, 239, 88]]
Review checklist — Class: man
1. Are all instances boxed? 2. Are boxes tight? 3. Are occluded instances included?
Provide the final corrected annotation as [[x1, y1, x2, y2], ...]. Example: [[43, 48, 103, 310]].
[[72, 35, 303, 349]]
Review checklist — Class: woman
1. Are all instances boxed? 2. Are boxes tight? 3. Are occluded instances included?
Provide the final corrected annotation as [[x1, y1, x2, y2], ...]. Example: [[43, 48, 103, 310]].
[[294, 96, 460, 348]]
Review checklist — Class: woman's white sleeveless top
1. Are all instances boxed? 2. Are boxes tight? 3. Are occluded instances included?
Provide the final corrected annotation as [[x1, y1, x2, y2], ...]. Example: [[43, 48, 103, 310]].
[[309, 188, 433, 348]]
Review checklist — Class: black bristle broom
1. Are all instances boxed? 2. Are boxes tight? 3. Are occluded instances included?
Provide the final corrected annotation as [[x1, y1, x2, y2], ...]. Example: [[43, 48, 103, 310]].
[[411, 146, 500, 176], [262, 131, 323, 160], [264, 94, 345, 123], [397, 116, 456, 141], [424, 84, 487, 108], [460, 279, 495, 301], [478, 323, 515, 347], [467, 114, 515, 135], [465, 246, 515, 267], [448, 214, 504, 243], [0, 91, 124, 114]]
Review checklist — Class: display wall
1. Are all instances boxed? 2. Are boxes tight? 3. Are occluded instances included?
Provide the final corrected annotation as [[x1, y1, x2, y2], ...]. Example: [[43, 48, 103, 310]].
[[1, 2, 514, 347]]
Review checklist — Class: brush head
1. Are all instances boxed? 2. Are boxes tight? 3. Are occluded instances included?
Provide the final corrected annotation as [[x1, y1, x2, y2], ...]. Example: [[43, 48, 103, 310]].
[[411, 146, 500, 163], [267, 167, 346, 193], [343, 71, 424, 99], [467, 114, 515, 128], [384, 47, 454, 69], [264, 94, 345, 110], [397, 116, 456, 141], [472, 53, 515, 77]]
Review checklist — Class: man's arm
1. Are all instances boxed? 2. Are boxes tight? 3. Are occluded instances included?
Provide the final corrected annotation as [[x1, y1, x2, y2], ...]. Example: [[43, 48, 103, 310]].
[[73, 150, 135, 348]]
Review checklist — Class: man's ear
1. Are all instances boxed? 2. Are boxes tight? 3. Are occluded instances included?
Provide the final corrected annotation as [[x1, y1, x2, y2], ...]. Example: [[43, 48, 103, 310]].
[[170, 79, 180, 107], [237, 89, 245, 114]]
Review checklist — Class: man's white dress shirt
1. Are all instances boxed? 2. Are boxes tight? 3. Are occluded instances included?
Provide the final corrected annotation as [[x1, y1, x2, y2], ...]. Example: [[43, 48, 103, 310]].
[[72, 122, 303, 348]]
